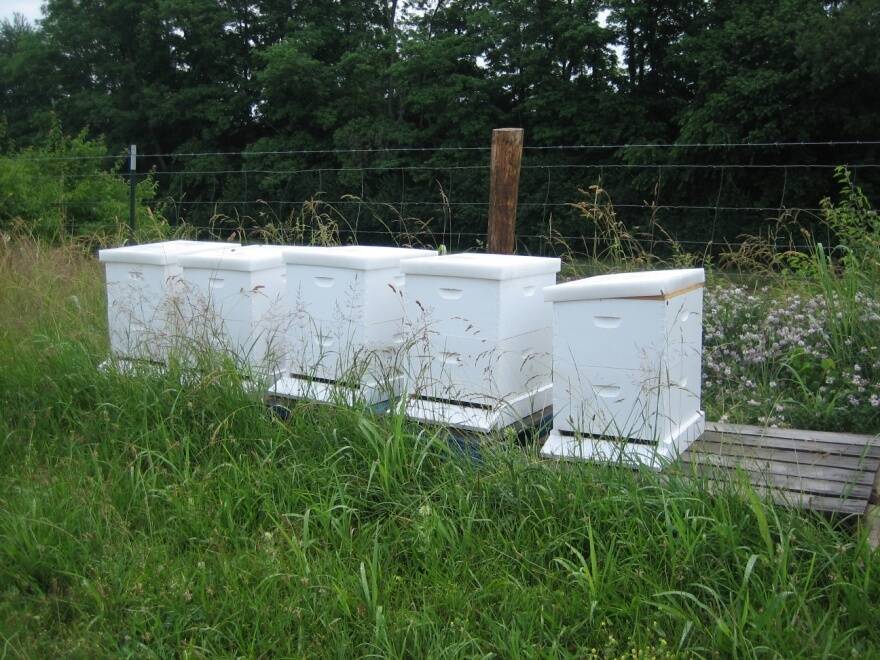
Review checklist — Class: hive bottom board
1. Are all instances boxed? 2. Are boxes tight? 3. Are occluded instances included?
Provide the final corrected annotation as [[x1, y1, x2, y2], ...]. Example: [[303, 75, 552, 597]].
[[405, 384, 553, 433], [540, 410, 705, 469], [99, 357, 277, 393], [98, 356, 165, 375], [268, 373, 402, 406]]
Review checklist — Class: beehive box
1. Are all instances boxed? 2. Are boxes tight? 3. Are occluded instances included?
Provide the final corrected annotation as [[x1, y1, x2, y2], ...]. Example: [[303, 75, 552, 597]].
[[401, 253, 560, 431], [541, 268, 705, 467], [270, 245, 437, 404], [99, 240, 237, 363], [177, 244, 287, 376]]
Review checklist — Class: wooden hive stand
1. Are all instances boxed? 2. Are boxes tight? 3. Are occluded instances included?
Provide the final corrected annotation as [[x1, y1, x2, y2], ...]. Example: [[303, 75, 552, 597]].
[[677, 422, 880, 545]]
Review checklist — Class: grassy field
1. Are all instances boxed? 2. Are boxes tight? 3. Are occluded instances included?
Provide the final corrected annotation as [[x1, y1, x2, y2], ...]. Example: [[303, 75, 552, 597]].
[[1, 232, 879, 657]]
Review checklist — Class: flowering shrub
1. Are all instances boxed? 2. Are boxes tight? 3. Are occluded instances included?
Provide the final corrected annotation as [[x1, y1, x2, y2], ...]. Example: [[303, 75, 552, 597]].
[[702, 283, 880, 433]]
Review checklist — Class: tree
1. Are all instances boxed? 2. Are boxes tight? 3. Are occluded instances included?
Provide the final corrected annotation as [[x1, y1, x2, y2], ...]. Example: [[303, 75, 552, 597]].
[[676, 0, 825, 144], [605, 0, 706, 141], [0, 15, 58, 150]]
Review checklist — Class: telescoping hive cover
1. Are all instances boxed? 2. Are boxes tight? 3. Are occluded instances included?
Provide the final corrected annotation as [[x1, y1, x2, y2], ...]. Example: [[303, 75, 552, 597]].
[[98, 240, 235, 265], [177, 244, 284, 272], [543, 268, 705, 302], [282, 244, 437, 269]]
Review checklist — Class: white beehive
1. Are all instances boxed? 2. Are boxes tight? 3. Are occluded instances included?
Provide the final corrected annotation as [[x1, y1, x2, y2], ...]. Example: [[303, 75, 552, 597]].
[[99, 240, 237, 363], [177, 244, 287, 377], [541, 268, 705, 467], [401, 253, 561, 431], [270, 244, 437, 404]]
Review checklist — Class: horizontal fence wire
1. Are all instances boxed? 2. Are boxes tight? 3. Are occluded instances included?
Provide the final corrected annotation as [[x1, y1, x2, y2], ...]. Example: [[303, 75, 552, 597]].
[[23, 161, 880, 182], [48, 199, 833, 213], [521, 163, 880, 170], [191, 225, 816, 250], [28, 164, 489, 179], [189, 224, 803, 244], [523, 140, 880, 150], [14, 138, 880, 162]]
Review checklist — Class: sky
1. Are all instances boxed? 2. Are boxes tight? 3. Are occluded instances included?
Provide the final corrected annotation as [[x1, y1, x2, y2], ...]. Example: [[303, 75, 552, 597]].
[[2, 0, 43, 24]]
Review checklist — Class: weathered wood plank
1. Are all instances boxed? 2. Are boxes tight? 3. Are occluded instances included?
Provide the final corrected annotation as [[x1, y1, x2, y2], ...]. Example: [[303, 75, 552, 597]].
[[689, 439, 880, 473], [865, 464, 880, 549], [682, 422, 879, 515], [740, 482, 866, 515], [681, 463, 871, 499], [700, 429, 880, 459], [682, 472, 869, 515], [708, 422, 880, 448], [681, 451, 875, 487]]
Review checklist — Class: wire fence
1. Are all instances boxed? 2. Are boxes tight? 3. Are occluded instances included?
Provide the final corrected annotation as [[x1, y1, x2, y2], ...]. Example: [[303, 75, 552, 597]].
[[7, 138, 879, 261]]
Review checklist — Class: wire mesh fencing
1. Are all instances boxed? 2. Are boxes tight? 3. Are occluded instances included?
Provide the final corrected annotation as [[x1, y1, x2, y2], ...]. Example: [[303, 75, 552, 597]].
[[9, 139, 879, 267]]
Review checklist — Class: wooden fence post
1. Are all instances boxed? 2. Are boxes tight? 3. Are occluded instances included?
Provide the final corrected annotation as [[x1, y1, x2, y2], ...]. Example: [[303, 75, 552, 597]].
[[487, 128, 523, 254]]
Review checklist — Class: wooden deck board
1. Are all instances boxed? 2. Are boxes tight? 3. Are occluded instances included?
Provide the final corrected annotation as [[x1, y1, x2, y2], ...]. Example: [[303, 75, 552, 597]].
[[683, 473, 870, 514], [680, 461, 872, 498], [681, 452, 875, 487], [716, 478, 867, 515], [676, 422, 880, 515], [700, 429, 880, 459], [687, 439, 879, 472], [708, 422, 880, 447]]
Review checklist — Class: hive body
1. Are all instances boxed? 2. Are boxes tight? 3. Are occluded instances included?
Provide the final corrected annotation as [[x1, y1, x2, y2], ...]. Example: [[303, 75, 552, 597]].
[[402, 253, 560, 431], [178, 245, 287, 377], [270, 245, 437, 404], [99, 240, 236, 363], [541, 269, 705, 467]]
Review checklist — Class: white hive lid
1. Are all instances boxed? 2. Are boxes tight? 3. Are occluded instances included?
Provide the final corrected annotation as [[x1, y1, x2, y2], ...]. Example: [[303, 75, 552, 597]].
[[98, 240, 236, 266], [178, 244, 284, 272], [401, 253, 561, 281], [281, 245, 340, 264], [283, 244, 437, 270], [544, 268, 705, 302]]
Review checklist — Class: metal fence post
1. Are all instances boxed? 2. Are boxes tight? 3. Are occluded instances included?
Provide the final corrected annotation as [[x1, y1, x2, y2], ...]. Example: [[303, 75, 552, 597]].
[[128, 144, 137, 242]]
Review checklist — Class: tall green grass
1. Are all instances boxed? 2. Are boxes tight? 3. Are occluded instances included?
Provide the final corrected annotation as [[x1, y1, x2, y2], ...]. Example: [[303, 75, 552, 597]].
[[1, 236, 879, 655]]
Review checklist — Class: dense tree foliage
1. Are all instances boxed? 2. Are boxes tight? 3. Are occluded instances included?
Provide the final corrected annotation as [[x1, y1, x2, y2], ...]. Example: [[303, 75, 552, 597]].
[[0, 0, 877, 245]]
